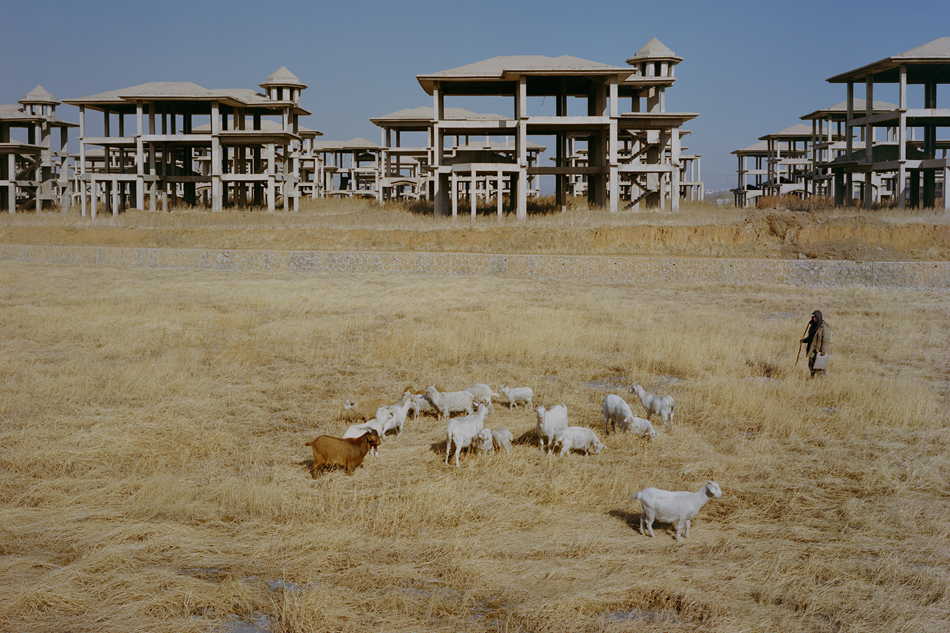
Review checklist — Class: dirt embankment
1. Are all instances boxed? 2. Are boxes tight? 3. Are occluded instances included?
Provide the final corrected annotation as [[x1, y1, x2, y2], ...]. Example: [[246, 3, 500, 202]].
[[1, 209, 948, 261]]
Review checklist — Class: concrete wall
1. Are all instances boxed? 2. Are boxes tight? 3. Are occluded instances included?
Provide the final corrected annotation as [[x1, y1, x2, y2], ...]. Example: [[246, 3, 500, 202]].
[[1, 244, 947, 290]]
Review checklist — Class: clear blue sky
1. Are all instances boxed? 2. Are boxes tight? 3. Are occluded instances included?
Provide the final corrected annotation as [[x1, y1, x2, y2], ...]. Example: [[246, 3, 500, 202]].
[[2, 0, 948, 191]]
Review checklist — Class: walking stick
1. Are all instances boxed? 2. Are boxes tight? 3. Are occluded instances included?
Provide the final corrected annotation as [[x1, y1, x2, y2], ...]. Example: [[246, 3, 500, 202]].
[[795, 322, 810, 366]]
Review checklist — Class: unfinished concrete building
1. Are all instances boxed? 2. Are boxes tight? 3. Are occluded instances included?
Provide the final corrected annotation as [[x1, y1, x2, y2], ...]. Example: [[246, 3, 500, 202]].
[[64, 67, 311, 216], [824, 37, 950, 209], [1, 86, 76, 213], [306, 138, 382, 199], [800, 99, 895, 200], [731, 140, 772, 207], [414, 38, 698, 218], [370, 106, 546, 206]]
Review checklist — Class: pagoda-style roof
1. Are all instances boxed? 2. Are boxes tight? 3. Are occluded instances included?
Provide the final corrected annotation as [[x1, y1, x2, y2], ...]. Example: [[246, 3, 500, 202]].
[[260, 66, 307, 90], [64, 82, 310, 116], [759, 124, 823, 140], [732, 140, 770, 155], [626, 38, 682, 65], [828, 37, 950, 83], [19, 85, 60, 106], [800, 98, 899, 120], [417, 55, 636, 95], [371, 106, 509, 125], [0, 103, 77, 127]]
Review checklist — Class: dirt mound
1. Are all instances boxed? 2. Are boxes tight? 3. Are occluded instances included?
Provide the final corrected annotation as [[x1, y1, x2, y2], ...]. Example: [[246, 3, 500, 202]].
[[1, 208, 948, 261]]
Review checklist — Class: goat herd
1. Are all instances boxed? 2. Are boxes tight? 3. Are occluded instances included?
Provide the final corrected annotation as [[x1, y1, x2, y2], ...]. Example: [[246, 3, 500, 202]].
[[305, 382, 723, 541]]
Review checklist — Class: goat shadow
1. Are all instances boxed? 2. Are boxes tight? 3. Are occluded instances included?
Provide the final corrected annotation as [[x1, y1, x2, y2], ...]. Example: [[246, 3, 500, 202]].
[[609, 508, 644, 533]]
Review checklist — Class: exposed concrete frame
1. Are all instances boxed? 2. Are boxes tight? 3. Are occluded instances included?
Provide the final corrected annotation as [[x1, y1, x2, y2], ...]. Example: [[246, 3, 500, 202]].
[[63, 67, 312, 217], [415, 39, 698, 219], [825, 37, 950, 210], [371, 106, 547, 205], [0, 86, 76, 214]]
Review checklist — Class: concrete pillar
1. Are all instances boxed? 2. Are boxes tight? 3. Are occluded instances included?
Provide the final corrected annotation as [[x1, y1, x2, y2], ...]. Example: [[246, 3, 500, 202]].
[[267, 143, 276, 212], [497, 170, 504, 217], [451, 172, 458, 218], [211, 101, 222, 211], [671, 129, 681, 211], [470, 171, 477, 219], [516, 76, 528, 219]]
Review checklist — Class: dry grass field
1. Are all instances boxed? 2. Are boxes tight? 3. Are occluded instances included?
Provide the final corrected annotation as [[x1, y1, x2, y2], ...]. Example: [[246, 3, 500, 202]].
[[0, 201, 949, 632]]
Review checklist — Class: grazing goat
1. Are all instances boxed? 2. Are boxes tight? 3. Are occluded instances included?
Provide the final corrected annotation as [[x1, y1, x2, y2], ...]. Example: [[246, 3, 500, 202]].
[[406, 392, 435, 419], [602, 394, 636, 436], [633, 481, 723, 541], [305, 430, 380, 477], [343, 397, 388, 422], [535, 404, 569, 454], [554, 426, 605, 457], [342, 419, 384, 455], [375, 392, 413, 438], [426, 386, 475, 422], [621, 416, 657, 441], [498, 384, 533, 410], [445, 403, 491, 468], [476, 428, 494, 455], [629, 383, 676, 430], [491, 429, 514, 454], [465, 383, 498, 413]]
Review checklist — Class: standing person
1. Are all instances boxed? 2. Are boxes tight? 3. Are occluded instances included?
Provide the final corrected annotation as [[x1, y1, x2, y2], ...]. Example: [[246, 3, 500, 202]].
[[801, 310, 830, 377]]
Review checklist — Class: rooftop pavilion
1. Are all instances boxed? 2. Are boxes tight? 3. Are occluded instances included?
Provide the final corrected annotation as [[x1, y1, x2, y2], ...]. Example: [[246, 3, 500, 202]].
[[1, 86, 77, 213], [64, 67, 311, 217], [824, 37, 950, 209], [415, 39, 698, 218]]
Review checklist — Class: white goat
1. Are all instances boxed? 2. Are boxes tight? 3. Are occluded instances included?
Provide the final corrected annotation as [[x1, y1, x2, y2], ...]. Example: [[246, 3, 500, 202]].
[[426, 386, 475, 422], [554, 426, 605, 457], [633, 481, 723, 541], [629, 383, 676, 430], [375, 392, 413, 438], [499, 384, 534, 410], [465, 383, 498, 413], [342, 419, 385, 456], [476, 428, 494, 455], [491, 429, 514, 454], [535, 404, 568, 454], [621, 416, 657, 441], [445, 403, 491, 468], [407, 392, 435, 420], [602, 394, 636, 436]]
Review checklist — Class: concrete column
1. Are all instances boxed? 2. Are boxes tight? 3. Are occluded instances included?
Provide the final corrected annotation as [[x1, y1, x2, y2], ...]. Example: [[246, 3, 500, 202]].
[[267, 143, 276, 212], [211, 101, 222, 211], [79, 107, 87, 217], [497, 170, 504, 217], [671, 129, 681, 211], [864, 78, 874, 209], [846, 82, 854, 164], [5, 154, 14, 213], [451, 171, 458, 218], [470, 171, 477, 219]]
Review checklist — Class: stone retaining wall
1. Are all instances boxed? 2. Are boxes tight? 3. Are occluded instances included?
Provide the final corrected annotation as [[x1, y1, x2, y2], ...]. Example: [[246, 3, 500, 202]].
[[1, 244, 948, 290]]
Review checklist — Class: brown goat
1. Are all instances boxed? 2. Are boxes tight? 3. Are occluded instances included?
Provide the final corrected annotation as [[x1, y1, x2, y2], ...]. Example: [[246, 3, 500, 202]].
[[305, 430, 380, 478]]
